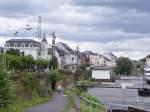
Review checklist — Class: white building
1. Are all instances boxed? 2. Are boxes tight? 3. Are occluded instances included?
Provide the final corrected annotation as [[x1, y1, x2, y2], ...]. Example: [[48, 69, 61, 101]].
[[84, 51, 105, 67], [56, 42, 78, 72], [5, 35, 55, 60], [5, 39, 41, 59], [103, 52, 117, 67]]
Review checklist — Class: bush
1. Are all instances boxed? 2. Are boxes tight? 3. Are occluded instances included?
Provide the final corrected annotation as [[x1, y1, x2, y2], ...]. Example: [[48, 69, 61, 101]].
[[88, 78, 96, 82], [20, 73, 40, 95], [0, 66, 15, 108], [47, 70, 62, 91]]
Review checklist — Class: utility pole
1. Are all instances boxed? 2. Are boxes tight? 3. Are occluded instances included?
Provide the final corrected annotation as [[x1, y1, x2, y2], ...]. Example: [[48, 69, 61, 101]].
[[37, 16, 42, 72], [38, 16, 42, 42], [4, 36, 7, 68], [49, 32, 56, 69], [75, 46, 79, 81]]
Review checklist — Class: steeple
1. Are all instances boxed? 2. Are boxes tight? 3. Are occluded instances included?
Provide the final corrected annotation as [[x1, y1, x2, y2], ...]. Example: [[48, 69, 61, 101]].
[[41, 33, 48, 43]]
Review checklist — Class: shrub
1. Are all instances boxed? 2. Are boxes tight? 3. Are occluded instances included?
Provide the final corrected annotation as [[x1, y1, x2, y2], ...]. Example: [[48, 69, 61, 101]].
[[47, 70, 62, 91], [0, 66, 14, 108], [20, 73, 40, 94]]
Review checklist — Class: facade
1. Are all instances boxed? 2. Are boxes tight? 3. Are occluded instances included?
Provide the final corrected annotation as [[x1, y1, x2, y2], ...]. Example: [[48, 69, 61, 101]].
[[56, 42, 78, 72], [64, 52, 77, 72], [91, 66, 111, 81], [103, 52, 117, 67], [79, 52, 90, 66], [5, 39, 41, 59], [104, 56, 116, 67], [0, 47, 3, 53], [84, 51, 105, 67], [55, 47, 66, 70], [5, 36, 55, 60]]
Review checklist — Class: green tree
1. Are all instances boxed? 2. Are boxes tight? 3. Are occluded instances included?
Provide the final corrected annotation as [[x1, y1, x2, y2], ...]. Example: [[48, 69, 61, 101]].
[[6, 48, 21, 56], [0, 66, 14, 108], [20, 73, 40, 94], [47, 70, 62, 91], [115, 57, 133, 75]]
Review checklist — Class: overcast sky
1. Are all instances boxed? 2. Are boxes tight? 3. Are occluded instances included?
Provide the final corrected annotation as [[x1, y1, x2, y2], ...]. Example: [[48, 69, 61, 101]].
[[0, 0, 150, 60]]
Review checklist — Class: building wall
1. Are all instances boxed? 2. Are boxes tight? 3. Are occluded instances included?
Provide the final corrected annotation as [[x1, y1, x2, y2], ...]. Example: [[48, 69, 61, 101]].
[[89, 54, 105, 67], [65, 53, 77, 65], [105, 60, 116, 67]]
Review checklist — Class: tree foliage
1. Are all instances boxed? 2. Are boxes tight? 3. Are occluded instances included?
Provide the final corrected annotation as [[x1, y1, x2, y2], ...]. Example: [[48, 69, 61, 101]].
[[0, 53, 51, 72], [115, 57, 133, 75], [20, 73, 40, 94], [47, 70, 62, 91], [6, 48, 22, 56], [0, 66, 14, 108]]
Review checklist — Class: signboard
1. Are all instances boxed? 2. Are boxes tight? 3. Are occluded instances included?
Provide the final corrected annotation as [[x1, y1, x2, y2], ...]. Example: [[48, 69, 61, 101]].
[[92, 69, 111, 79]]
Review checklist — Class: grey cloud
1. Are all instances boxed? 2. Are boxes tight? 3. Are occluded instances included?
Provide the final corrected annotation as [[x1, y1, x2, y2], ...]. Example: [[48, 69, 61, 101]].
[[73, 0, 150, 12], [0, 0, 71, 18]]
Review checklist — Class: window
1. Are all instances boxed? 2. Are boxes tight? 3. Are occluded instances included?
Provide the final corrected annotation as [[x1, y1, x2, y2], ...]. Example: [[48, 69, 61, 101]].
[[29, 43, 33, 47], [14, 43, 18, 47], [21, 43, 25, 47], [7, 43, 10, 47]]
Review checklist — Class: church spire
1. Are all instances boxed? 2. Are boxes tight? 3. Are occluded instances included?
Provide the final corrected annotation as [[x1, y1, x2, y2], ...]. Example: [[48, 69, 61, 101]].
[[41, 33, 47, 43]]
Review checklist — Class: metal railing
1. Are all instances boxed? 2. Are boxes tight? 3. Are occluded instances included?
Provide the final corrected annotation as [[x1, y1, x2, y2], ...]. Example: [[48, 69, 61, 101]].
[[79, 96, 105, 112]]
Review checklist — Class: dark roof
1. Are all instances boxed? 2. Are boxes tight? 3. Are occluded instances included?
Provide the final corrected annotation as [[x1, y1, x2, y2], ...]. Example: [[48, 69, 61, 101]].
[[56, 42, 73, 53], [55, 47, 66, 56], [6, 39, 38, 43], [6, 39, 41, 48], [84, 51, 98, 55]]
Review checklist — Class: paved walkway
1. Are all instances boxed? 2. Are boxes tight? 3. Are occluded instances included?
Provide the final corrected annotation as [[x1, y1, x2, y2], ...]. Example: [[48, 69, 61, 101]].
[[25, 93, 68, 112]]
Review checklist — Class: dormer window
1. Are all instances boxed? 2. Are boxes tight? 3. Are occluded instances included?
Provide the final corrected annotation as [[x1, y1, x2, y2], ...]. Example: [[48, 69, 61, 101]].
[[14, 43, 18, 47], [21, 43, 25, 47]]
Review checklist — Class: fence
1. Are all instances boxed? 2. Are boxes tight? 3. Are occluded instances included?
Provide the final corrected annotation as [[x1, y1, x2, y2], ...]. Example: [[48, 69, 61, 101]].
[[79, 96, 105, 112]]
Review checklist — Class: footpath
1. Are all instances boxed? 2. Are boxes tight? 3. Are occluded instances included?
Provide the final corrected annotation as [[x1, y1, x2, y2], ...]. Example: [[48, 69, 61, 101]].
[[25, 92, 68, 112]]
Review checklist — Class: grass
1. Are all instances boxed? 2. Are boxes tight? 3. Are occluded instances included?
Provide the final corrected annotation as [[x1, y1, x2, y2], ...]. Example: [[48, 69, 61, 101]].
[[80, 103, 105, 112], [0, 94, 51, 112], [63, 89, 76, 112], [63, 96, 75, 112]]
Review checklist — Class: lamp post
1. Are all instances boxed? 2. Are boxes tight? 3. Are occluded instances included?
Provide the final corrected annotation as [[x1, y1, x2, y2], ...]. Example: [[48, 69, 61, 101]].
[[49, 32, 56, 69]]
